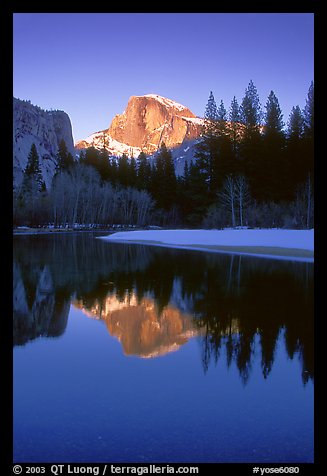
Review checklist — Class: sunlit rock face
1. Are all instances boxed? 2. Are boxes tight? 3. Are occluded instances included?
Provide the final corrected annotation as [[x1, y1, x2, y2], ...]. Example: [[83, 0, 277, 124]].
[[13, 97, 75, 189], [75, 94, 203, 156], [108, 94, 202, 154], [73, 293, 199, 358]]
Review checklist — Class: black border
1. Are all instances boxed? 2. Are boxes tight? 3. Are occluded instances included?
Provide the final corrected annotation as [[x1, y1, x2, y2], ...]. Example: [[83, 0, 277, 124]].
[[4, 4, 322, 474]]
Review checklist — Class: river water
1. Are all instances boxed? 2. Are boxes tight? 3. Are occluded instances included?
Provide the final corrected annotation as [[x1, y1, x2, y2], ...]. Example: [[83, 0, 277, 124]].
[[13, 233, 314, 463]]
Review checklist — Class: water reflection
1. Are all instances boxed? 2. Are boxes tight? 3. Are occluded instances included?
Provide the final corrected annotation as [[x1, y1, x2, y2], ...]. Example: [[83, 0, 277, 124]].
[[13, 262, 70, 345], [74, 294, 197, 358], [13, 233, 313, 384]]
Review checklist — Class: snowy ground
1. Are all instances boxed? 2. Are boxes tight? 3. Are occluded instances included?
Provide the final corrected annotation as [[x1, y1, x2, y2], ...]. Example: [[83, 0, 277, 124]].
[[99, 228, 314, 262]]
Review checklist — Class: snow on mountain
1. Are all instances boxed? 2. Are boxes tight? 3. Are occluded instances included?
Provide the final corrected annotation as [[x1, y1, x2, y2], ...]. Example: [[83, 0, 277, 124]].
[[143, 94, 188, 112], [77, 129, 143, 158], [180, 116, 203, 125], [75, 94, 204, 159]]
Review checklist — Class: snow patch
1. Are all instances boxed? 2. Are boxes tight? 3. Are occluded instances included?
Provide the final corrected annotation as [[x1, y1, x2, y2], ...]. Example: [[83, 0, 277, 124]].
[[99, 228, 314, 261], [181, 116, 204, 125], [76, 131, 142, 157], [143, 94, 188, 111]]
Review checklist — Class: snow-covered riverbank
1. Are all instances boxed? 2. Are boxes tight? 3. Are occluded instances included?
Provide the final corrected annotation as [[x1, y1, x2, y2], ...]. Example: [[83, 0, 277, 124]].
[[99, 228, 314, 262]]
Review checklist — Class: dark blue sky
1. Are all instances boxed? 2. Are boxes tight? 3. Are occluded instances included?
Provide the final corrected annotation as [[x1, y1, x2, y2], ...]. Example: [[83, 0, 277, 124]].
[[13, 13, 314, 142]]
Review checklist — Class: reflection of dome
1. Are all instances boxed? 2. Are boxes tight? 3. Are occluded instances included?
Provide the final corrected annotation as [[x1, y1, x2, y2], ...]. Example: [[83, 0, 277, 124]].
[[73, 293, 200, 358]]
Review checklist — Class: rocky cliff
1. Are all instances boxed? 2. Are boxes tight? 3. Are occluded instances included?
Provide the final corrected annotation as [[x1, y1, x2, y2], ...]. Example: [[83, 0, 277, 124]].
[[13, 98, 75, 189], [75, 94, 203, 156], [108, 94, 203, 153]]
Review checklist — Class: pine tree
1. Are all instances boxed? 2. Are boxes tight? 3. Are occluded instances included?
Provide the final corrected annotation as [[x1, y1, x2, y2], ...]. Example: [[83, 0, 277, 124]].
[[137, 152, 151, 191], [264, 91, 284, 136], [216, 100, 228, 137], [20, 143, 45, 226], [229, 96, 241, 123], [151, 143, 177, 210], [239, 80, 263, 199], [183, 161, 190, 184], [303, 81, 314, 140], [286, 105, 305, 194], [129, 157, 137, 187], [98, 148, 111, 181], [217, 100, 227, 121], [228, 96, 242, 162], [194, 91, 221, 197], [117, 153, 130, 187], [260, 91, 286, 200], [181, 161, 209, 225], [84, 146, 100, 170], [55, 139, 74, 174], [204, 91, 219, 122], [216, 99, 235, 178], [22, 143, 45, 193], [302, 82, 314, 191], [108, 157, 118, 184], [240, 80, 262, 128], [287, 105, 304, 140]]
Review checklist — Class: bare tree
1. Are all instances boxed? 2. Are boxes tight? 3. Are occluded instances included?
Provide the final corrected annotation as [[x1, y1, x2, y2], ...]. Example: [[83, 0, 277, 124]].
[[115, 187, 154, 226], [80, 167, 101, 225], [293, 173, 314, 229], [118, 187, 135, 225], [306, 173, 313, 229], [98, 183, 116, 225], [51, 165, 101, 228], [51, 172, 73, 226], [218, 174, 251, 228], [218, 175, 237, 227], [49, 163, 154, 228], [235, 175, 251, 227], [135, 189, 154, 226]]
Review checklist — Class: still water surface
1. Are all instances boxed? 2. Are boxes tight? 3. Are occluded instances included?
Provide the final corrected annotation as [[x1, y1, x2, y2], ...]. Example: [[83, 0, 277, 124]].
[[13, 233, 314, 463]]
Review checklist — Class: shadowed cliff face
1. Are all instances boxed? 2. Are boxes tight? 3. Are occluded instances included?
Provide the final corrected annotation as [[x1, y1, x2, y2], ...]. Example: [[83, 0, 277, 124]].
[[73, 294, 199, 358], [13, 98, 75, 188]]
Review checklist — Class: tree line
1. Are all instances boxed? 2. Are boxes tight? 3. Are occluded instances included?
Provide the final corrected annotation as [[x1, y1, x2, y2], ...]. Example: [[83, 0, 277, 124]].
[[178, 80, 313, 228], [13, 80, 314, 229]]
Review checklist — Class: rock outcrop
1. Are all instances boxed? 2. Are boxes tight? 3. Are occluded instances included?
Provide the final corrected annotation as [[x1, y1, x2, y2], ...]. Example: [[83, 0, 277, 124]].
[[13, 97, 75, 189], [75, 94, 203, 156], [108, 94, 203, 154]]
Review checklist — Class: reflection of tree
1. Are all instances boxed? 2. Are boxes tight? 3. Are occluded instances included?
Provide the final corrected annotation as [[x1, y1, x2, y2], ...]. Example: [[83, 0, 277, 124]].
[[13, 234, 313, 385], [191, 255, 313, 384]]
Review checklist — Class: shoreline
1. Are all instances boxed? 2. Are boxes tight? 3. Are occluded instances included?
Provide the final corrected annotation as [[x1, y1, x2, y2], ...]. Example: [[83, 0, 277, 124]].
[[100, 238, 314, 262], [13, 227, 314, 262], [13, 228, 120, 236], [98, 228, 314, 262]]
